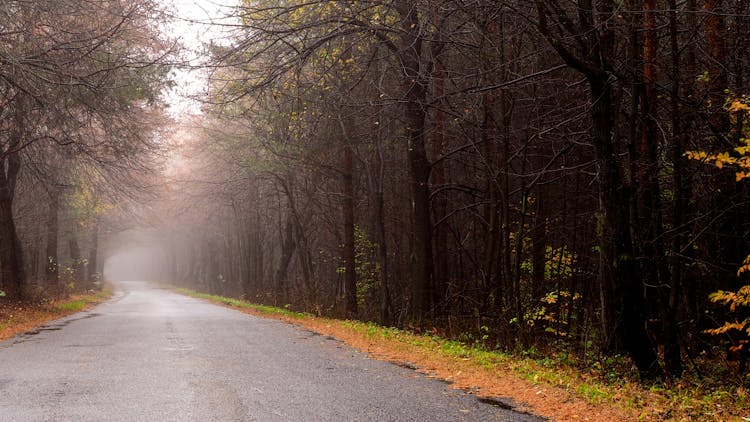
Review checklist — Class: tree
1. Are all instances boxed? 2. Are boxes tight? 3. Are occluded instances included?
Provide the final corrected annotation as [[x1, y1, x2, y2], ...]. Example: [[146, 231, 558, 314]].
[[534, 0, 662, 379], [154, 0, 750, 386], [0, 0, 172, 298]]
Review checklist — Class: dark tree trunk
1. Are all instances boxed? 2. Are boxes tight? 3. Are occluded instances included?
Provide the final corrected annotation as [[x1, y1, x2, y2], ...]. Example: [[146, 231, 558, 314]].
[[535, 0, 662, 380], [704, 0, 728, 135], [274, 209, 296, 303], [664, 0, 685, 377], [431, 54, 448, 313], [638, 0, 680, 377], [243, 211, 264, 298], [396, 0, 433, 319], [372, 99, 392, 325], [0, 166, 23, 299], [374, 184, 392, 325], [590, 75, 662, 380], [0, 99, 25, 299], [69, 234, 85, 289], [206, 240, 219, 295], [46, 187, 60, 288], [342, 140, 357, 317], [336, 102, 359, 317], [531, 182, 547, 297], [88, 219, 99, 286]]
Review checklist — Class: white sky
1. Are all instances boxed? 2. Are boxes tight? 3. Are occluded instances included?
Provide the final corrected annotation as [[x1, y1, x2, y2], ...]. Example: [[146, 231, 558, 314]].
[[160, 0, 238, 116]]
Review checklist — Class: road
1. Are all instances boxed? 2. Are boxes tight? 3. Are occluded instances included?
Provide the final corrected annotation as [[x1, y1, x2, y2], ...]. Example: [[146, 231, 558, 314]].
[[0, 281, 542, 421]]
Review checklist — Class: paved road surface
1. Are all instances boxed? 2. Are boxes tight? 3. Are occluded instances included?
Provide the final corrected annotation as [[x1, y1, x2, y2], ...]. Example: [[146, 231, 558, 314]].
[[0, 281, 542, 421]]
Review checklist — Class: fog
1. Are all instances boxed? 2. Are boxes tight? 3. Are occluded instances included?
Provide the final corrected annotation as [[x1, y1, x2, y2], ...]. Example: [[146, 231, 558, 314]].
[[102, 231, 171, 282]]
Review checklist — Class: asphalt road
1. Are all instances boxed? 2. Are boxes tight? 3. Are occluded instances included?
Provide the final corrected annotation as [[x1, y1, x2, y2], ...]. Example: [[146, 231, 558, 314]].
[[0, 281, 542, 421]]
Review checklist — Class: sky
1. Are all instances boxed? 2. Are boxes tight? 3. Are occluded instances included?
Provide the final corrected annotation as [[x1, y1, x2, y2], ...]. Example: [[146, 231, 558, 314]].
[[160, 0, 238, 116]]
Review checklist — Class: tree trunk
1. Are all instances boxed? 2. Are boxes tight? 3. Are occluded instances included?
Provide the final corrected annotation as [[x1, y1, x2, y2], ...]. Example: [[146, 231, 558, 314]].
[[69, 234, 85, 290], [337, 104, 358, 317], [531, 180, 547, 297], [664, 0, 688, 378], [372, 96, 392, 325], [374, 183, 392, 325], [431, 55, 448, 313], [274, 209, 296, 303], [88, 219, 99, 286], [341, 140, 357, 316], [0, 166, 23, 299], [0, 99, 25, 299], [591, 76, 662, 380], [46, 188, 60, 289], [704, 0, 728, 135], [396, 0, 433, 319], [536, 0, 663, 382], [640, 0, 680, 377]]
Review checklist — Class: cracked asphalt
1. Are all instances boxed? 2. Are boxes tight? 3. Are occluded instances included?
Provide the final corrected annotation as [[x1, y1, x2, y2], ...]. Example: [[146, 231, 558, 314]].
[[0, 281, 543, 421]]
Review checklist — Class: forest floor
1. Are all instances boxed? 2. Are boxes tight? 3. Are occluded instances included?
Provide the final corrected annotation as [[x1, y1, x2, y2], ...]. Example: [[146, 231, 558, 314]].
[[0, 288, 111, 342], [175, 288, 750, 422]]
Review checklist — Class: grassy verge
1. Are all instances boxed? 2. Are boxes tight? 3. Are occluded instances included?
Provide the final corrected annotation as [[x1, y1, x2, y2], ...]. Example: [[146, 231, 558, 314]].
[[175, 287, 749, 421], [175, 288, 306, 318], [0, 288, 112, 342]]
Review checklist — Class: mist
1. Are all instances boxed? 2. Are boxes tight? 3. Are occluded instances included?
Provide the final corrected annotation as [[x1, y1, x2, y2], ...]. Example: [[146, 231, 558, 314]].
[[102, 231, 171, 283]]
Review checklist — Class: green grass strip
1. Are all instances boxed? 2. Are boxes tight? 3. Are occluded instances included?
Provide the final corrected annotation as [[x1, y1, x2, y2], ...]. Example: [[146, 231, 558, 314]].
[[175, 288, 307, 319], [54, 299, 88, 312]]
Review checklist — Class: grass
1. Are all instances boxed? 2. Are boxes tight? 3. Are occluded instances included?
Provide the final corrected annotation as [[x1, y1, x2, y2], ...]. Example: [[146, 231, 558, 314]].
[[175, 288, 306, 318], [0, 288, 112, 342], [54, 299, 88, 312], [174, 286, 750, 421]]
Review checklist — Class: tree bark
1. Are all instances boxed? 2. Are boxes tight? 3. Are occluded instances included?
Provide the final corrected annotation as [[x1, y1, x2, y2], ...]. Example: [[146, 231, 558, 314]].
[[69, 234, 85, 289], [396, 0, 433, 318], [0, 99, 25, 299], [275, 208, 296, 303], [591, 76, 661, 379], [0, 166, 23, 299], [431, 55, 448, 313], [45, 187, 60, 289], [664, 0, 688, 378], [704, 0, 728, 135], [342, 138, 358, 316], [640, 0, 680, 377], [88, 219, 99, 286], [371, 95, 392, 325]]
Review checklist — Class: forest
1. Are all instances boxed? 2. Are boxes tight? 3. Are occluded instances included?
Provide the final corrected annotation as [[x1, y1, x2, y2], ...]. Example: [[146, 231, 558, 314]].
[[2, 0, 750, 386]]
